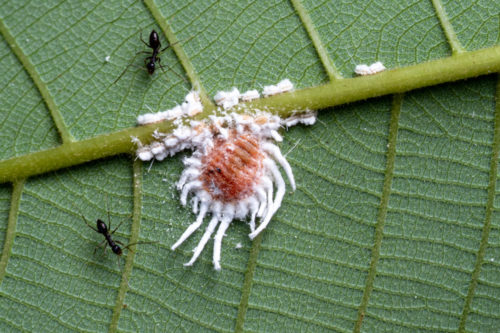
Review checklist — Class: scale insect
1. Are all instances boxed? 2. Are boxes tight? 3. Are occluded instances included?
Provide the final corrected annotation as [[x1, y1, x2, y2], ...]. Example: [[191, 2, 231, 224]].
[[168, 115, 298, 270], [114, 29, 186, 83], [132, 82, 317, 270]]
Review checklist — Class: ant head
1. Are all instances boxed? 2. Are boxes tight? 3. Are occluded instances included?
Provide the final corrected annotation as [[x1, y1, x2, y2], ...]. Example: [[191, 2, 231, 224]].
[[96, 219, 108, 234], [146, 61, 155, 75]]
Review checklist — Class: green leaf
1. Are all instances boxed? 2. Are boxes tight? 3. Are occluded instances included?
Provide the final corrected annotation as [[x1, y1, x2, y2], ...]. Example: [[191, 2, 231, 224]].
[[0, 0, 499, 332]]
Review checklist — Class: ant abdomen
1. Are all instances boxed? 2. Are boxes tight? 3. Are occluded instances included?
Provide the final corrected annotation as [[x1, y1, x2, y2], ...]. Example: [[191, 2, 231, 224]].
[[146, 60, 156, 75], [111, 244, 123, 256]]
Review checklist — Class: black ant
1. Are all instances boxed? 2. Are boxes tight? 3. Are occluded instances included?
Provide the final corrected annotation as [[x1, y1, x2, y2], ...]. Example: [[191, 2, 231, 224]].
[[83, 216, 128, 256], [78, 200, 153, 265], [142, 29, 168, 75], [114, 29, 185, 83]]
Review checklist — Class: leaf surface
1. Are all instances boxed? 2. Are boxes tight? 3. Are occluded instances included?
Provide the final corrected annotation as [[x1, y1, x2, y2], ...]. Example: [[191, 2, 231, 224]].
[[0, 0, 499, 332]]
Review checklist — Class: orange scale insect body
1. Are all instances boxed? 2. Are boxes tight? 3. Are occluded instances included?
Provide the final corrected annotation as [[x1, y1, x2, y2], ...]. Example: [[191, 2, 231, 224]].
[[201, 131, 264, 202], [169, 112, 311, 270]]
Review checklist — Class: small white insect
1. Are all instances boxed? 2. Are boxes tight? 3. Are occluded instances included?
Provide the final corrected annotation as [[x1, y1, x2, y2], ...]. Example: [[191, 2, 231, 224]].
[[105, 55, 111, 62], [262, 79, 294, 97], [283, 112, 317, 127], [137, 91, 203, 125], [136, 111, 167, 125], [182, 91, 203, 116], [214, 87, 240, 109], [149, 141, 167, 161], [131, 136, 154, 161], [354, 61, 386, 76], [240, 89, 260, 102], [276, 79, 294, 92]]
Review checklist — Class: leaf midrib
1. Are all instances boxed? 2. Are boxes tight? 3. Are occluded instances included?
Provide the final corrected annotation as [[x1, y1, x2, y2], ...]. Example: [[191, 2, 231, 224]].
[[1, 44, 500, 185]]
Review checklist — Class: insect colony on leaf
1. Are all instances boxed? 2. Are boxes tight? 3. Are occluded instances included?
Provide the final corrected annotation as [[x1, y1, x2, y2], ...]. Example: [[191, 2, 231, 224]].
[[133, 78, 316, 270], [102, 29, 318, 269], [98, 29, 386, 269], [81, 27, 322, 269]]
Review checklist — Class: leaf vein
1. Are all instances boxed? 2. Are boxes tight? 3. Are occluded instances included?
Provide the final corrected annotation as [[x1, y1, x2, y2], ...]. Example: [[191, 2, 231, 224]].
[[458, 74, 500, 332], [354, 94, 401, 332]]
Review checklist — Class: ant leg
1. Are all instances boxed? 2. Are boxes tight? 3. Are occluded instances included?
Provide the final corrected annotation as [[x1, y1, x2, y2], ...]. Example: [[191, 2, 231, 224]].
[[159, 40, 179, 53], [111, 212, 133, 235], [114, 52, 142, 84], [144, 56, 152, 67], [94, 239, 107, 255], [159, 34, 196, 53], [104, 196, 131, 234], [113, 51, 153, 84], [71, 201, 98, 232], [116, 239, 136, 253], [115, 240, 136, 254], [81, 214, 98, 232], [157, 58, 186, 82], [122, 240, 158, 253], [110, 219, 126, 235], [139, 31, 151, 48], [105, 194, 112, 231]]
